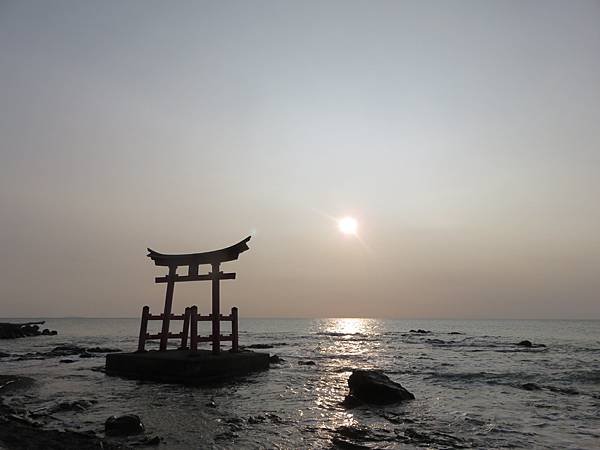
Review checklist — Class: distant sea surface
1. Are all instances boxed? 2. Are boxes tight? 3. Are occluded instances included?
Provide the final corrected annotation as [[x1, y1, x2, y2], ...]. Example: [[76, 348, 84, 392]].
[[1, 318, 599, 449]]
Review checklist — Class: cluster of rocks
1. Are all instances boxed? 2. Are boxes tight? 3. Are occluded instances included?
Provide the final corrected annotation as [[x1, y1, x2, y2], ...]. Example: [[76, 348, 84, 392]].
[[409, 329, 431, 334], [2, 344, 122, 362], [0, 322, 57, 339], [0, 375, 152, 449]]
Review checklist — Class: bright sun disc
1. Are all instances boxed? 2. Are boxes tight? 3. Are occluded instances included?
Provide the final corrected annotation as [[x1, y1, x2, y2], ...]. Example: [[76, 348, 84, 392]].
[[338, 216, 358, 235]]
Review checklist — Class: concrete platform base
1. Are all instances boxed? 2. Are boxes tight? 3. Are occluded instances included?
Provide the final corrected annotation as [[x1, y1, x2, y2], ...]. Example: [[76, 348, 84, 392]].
[[105, 349, 269, 384]]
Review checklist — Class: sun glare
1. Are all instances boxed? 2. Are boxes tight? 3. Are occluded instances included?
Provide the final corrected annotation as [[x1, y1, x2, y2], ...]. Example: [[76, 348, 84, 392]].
[[338, 216, 358, 235]]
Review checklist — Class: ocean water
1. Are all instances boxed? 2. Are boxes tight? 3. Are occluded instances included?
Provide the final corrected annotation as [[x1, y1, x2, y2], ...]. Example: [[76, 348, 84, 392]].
[[1, 318, 599, 449]]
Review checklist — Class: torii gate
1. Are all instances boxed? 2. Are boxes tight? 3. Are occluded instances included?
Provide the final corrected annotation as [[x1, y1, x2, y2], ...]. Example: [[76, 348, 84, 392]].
[[137, 236, 251, 355]]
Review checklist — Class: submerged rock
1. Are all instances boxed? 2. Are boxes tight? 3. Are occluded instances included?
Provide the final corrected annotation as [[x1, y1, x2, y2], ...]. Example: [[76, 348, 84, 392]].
[[0, 351, 10, 358], [517, 340, 533, 347], [50, 345, 87, 356], [343, 369, 414, 406], [298, 360, 316, 366], [269, 355, 285, 364], [331, 437, 370, 449], [105, 414, 144, 436], [86, 347, 121, 353], [522, 383, 542, 391], [410, 329, 431, 334], [47, 400, 94, 414]]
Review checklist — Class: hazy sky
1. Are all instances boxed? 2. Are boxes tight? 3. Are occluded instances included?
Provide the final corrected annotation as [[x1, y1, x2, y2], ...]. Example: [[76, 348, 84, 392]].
[[1, 1, 599, 319]]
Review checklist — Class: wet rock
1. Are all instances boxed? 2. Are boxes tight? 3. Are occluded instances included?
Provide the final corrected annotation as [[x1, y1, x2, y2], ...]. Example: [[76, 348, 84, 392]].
[[269, 355, 285, 364], [548, 386, 579, 395], [60, 359, 76, 364], [0, 322, 57, 339], [0, 351, 10, 357], [298, 360, 316, 366], [246, 344, 274, 349], [522, 383, 542, 391], [215, 431, 238, 441], [49, 345, 87, 356], [248, 415, 267, 424], [336, 425, 370, 440], [0, 375, 35, 393], [105, 414, 144, 436], [47, 400, 94, 414], [331, 437, 370, 449], [410, 329, 431, 334], [86, 347, 121, 353], [224, 417, 244, 425], [129, 435, 161, 446], [516, 340, 533, 347], [343, 369, 415, 406]]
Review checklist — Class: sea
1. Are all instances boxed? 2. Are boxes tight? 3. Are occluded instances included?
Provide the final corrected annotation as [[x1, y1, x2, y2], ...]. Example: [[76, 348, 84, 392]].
[[1, 318, 599, 449]]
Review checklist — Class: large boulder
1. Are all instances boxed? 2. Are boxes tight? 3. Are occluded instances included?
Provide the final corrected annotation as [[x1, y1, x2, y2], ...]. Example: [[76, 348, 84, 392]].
[[105, 414, 145, 436], [344, 370, 414, 406]]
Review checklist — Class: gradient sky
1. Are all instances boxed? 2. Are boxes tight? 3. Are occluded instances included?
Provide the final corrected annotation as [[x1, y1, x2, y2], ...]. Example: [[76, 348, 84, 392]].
[[1, 1, 599, 319]]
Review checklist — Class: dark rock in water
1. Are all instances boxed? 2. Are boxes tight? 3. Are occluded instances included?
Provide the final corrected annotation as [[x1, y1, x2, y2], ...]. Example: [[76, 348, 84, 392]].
[[144, 436, 161, 446], [298, 360, 316, 366], [522, 383, 542, 391], [0, 375, 35, 393], [410, 329, 431, 334], [47, 400, 94, 414], [50, 345, 87, 356], [343, 369, 414, 406], [0, 351, 10, 358], [60, 359, 76, 364], [105, 414, 144, 436], [516, 340, 533, 347], [269, 355, 285, 364], [548, 386, 579, 396], [336, 425, 370, 440], [86, 347, 121, 353], [448, 331, 463, 335], [331, 437, 370, 449], [246, 344, 274, 349], [0, 321, 57, 339], [248, 415, 267, 424]]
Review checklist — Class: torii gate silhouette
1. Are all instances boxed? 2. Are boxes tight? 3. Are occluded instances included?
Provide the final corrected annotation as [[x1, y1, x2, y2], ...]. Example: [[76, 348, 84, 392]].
[[138, 236, 251, 355]]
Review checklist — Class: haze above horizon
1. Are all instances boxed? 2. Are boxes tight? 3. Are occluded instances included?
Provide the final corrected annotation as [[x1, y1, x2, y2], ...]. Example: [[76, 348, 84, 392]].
[[1, 1, 599, 319]]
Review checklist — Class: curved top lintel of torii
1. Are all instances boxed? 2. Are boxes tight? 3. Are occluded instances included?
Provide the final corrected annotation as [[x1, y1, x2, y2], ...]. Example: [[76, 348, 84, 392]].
[[147, 236, 251, 267]]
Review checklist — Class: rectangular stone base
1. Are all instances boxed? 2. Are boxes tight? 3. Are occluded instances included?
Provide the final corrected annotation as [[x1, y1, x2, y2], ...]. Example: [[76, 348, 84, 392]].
[[105, 349, 269, 384]]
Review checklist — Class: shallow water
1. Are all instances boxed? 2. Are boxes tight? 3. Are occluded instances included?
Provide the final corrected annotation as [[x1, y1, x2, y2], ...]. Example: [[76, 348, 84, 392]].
[[1, 318, 599, 449]]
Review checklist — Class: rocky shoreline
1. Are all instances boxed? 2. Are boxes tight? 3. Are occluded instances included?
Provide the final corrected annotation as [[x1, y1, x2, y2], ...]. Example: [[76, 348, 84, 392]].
[[0, 375, 131, 449], [0, 322, 57, 339]]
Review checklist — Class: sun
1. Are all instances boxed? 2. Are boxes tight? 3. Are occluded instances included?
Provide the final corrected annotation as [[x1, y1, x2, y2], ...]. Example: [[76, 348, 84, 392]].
[[338, 216, 358, 235]]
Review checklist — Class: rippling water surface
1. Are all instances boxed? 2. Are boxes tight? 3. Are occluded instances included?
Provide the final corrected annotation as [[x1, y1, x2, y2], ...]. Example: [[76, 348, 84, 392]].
[[1, 318, 599, 449]]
